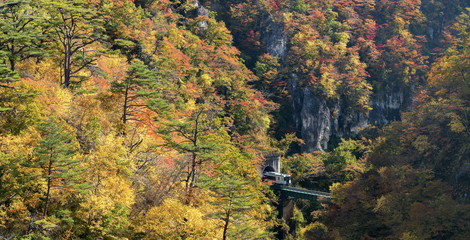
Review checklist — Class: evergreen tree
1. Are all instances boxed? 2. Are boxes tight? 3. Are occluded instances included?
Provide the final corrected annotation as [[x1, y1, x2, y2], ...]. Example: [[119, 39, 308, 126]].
[[158, 106, 221, 191], [33, 117, 87, 217], [111, 59, 158, 124], [0, 0, 45, 71], [42, 0, 105, 88], [0, 51, 19, 90], [201, 174, 272, 240], [0, 51, 40, 134]]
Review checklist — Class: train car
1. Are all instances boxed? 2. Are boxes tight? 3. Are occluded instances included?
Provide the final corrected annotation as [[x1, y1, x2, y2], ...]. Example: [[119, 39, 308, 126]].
[[262, 171, 291, 186]]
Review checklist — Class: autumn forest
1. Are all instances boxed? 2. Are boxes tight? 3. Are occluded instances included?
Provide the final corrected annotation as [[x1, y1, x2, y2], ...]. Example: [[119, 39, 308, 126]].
[[0, 0, 469, 239]]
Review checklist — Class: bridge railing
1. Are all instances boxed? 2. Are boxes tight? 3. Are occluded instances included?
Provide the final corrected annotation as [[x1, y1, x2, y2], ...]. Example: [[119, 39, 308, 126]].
[[271, 185, 332, 200]]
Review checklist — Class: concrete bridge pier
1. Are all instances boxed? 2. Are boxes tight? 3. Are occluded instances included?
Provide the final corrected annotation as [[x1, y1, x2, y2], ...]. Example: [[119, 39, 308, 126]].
[[278, 192, 294, 220]]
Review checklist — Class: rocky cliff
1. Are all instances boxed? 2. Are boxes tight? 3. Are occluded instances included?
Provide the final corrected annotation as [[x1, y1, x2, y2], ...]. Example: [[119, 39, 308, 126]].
[[258, 19, 405, 152], [197, 0, 464, 152]]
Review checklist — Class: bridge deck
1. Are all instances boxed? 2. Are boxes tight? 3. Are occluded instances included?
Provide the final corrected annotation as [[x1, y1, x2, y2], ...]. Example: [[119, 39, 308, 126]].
[[271, 185, 332, 200]]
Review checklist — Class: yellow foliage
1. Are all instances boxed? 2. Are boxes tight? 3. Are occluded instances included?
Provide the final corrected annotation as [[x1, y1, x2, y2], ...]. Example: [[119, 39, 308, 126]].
[[21, 58, 61, 83], [168, 25, 188, 49], [0, 80, 44, 134], [24, 79, 74, 118], [329, 182, 351, 205], [53, 86, 74, 118], [0, 130, 47, 237], [319, 71, 337, 98], [0, 200, 30, 234], [78, 175, 135, 238], [184, 98, 197, 112], [448, 112, 467, 133], [400, 232, 421, 240], [0, 129, 44, 200], [200, 73, 213, 86], [70, 95, 106, 131], [138, 198, 221, 239], [79, 176, 135, 218], [412, 135, 436, 155], [84, 134, 132, 180], [300, 222, 329, 240]]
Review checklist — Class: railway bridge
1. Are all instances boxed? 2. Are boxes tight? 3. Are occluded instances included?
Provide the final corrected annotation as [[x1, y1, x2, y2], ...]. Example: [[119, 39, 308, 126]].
[[271, 185, 331, 200], [271, 184, 332, 220], [261, 153, 332, 220]]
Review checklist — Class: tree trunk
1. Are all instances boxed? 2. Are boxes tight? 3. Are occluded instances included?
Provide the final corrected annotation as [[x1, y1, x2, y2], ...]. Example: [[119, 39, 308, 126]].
[[222, 196, 233, 240], [9, 58, 15, 72], [122, 85, 129, 124], [9, 44, 15, 72], [43, 159, 53, 217], [64, 51, 71, 88], [190, 153, 197, 188], [63, 36, 72, 88], [222, 208, 231, 240]]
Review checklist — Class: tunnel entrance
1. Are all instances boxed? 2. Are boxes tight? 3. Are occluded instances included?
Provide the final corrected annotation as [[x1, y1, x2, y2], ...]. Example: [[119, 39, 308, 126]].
[[263, 166, 276, 173]]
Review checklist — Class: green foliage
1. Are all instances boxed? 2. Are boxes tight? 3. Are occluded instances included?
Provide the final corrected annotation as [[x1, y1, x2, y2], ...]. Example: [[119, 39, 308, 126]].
[[0, 0, 46, 71], [190, 16, 234, 47], [201, 174, 271, 240], [33, 117, 88, 216], [253, 54, 285, 103], [0, 0, 469, 239], [283, 138, 370, 191], [324, 139, 371, 182], [41, 0, 106, 88], [291, 206, 305, 234], [301, 222, 330, 240], [111, 59, 160, 125], [0, 52, 19, 85], [283, 153, 326, 185], [17, 233, 51, 240]]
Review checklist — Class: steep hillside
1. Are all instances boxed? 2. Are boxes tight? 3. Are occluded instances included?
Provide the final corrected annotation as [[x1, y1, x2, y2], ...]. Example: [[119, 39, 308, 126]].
[[326, 10, 470, 238], [201, 0, 469, 152], [0, 0, 469, 239]]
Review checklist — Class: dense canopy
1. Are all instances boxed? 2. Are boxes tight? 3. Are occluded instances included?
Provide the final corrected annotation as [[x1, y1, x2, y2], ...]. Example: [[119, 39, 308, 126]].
[[0, 0, 468, 239]]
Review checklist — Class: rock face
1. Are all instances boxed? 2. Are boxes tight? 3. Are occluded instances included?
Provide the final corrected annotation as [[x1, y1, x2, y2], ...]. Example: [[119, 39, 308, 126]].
[[193, 0, 209, 28], [289, 78, 332, 152], [289, 81, 405, 152], [260, 15, 288, 59], [368, 90, 405, 126], [289, 76, 379, 152]]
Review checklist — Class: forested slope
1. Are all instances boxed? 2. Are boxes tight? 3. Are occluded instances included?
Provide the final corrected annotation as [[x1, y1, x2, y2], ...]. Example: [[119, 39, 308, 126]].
[[0, 0, 277, 239], [0, 0, 468, 239], [326, 12, 470, 238], [203, 0, 468, 152]]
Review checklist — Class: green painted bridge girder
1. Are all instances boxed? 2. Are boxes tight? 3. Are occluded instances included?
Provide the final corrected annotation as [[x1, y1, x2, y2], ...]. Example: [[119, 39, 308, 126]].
[[271, 185, 332, 201]]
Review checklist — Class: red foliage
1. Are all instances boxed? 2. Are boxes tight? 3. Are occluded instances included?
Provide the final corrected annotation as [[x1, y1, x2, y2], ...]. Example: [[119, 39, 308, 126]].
[[365, 21, 378, 40]]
